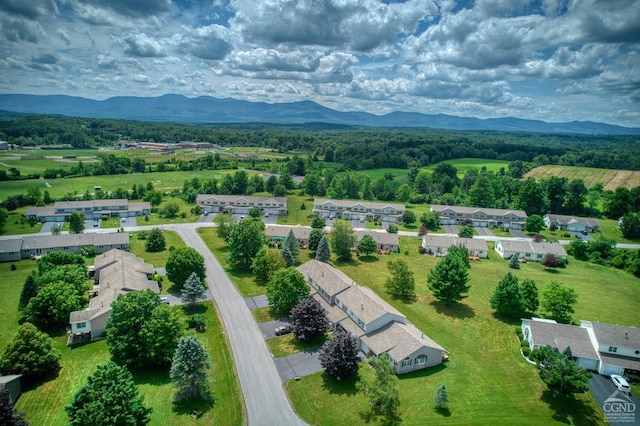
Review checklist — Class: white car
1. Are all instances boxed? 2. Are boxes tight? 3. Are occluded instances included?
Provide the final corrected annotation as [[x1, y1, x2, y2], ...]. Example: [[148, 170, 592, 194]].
[[160, 296, 170, 305], [611, 374, 631, 393]]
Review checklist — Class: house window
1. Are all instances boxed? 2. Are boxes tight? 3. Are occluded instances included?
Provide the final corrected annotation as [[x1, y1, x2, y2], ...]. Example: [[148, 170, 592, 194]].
[[608, 346, 618, 353], [76, 322, 86, 329], [402, 358, 411, 367], [416, 355, 427, 365]]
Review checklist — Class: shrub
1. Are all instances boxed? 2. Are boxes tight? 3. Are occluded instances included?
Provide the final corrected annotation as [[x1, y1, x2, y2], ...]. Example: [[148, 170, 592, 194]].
[[515, 327, 523, 340], [186, 314, 207, 332], [418, 246, 427, 254], [522, 346, 531, 357], [10, 264, 16, 271]]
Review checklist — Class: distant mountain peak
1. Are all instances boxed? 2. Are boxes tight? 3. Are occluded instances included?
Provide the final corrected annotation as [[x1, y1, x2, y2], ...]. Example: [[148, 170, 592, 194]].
[[0, 94, 637, 135]]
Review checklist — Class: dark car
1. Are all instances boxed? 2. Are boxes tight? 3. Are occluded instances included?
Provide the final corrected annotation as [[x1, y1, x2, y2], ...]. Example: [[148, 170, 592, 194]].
[[274, 325, 292, 336]]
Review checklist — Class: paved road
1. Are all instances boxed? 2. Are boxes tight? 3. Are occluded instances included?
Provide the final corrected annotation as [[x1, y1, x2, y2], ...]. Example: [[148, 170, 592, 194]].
[[175, 227, 307, 426]]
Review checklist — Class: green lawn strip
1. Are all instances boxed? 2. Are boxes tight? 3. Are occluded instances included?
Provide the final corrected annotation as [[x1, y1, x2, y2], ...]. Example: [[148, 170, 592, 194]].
[[285, 235, 633, 425], [357, 168, 409, 181], [278, 193, 314, 226], [252, 306, 285, 323], [196, 228, 265, 297], [15, 302, 244, 426], [1, 208, 43, 235], [0, 260, 35, 348], [128, 229, 186, 293], [428, 158, 510, 174], [267, 334, 327, 358]]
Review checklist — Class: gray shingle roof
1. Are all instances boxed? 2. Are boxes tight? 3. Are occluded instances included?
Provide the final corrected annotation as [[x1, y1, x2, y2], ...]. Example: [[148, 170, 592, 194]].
[[196, 194, 286, 205], [422, 234, 488, 251], [0, 239, 23, 253], [545, 214, 600, 228], [354, 230, 399, 246], [265, 224, 312, 240], [497, 240, 567, 257], [590, 322, 640, 348], [20, 232, 129, 251], [336, 285, 405, 325], [361, 321, 444, 361], [431, 204, 527, 218], [297, 259, 352, 298], [529, 319, 598, 360], [313, 198, 405, 212]]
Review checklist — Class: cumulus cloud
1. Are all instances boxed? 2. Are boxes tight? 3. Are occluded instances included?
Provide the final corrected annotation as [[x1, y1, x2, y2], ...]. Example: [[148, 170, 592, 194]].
[[1, 17, 47, 43], [77, 0, 171, 18], [132, 73, 151, 83], [0, 0, 58, 20], [123, 33, 166, 57], [174, 24, 232, 60]]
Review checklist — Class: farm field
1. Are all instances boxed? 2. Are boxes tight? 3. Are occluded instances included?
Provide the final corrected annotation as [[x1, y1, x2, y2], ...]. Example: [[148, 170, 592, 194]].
[[430, 158, 511, 174], [202, 230, 639, 425], [0, 257, 244, 426], [524, 165, 640, 191]]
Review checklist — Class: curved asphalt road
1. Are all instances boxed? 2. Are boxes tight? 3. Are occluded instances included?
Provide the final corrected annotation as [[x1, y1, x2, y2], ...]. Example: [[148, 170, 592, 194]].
[[176, 227, 307, 426]]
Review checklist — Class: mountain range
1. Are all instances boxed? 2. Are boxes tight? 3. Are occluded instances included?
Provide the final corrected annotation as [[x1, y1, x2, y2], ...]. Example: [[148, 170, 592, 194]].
[[0, 93, 638, 135]]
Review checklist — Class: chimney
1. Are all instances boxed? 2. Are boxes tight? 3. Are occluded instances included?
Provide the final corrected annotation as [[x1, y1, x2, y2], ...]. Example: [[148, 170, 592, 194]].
[[101, 301, 103, 307], [361, 304, 364, 310], [625, 332, 629, 339]]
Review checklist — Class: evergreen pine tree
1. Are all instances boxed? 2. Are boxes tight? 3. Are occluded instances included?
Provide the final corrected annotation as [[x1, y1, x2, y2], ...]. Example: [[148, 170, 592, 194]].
[[520, 278, 539, 313], [490, 272, 525, 317], [281, 244, 296, 267], [434, 384, 449, 409], [181, 272, 207, 307], [509, 254, 520, 269], [18, 274, 38, 311], [315, 235, 331, 263], [170, 335, 212, 402]]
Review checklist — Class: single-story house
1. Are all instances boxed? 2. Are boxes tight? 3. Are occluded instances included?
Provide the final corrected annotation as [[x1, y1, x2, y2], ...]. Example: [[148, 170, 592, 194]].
[[68, 249, 158, 344], [581, 321, 640, 376], [313, 198, 405, 223], [494, 239, 567, 261], [354, 230, 399, 253], [265, 224, 312, 248], [521, 318, 599, 371], [26, 199, 150, 222], [544, 214, 601, 233], [0, 232, 130, 262], [421, 234, 488, 258], [430, 205, 527, 229], [0, 374, 22, 403], [196, 194, 287, 216], [297, 259, 446, 374]]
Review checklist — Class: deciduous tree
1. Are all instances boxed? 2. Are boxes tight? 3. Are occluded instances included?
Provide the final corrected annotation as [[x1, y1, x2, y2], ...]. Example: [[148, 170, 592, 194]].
[[106, 290, 184, 369], [458, 224, 474, 238], [308, 228, 324, 251], [251, 247, 286, 283], [520, 278, 539, 313], [170, 335, 211, 402], [25, 280, 85, 329], [330, 219, 355, 261], [166, 247, 205, 290], [66, 361, 152, 426], [266, 267, 310, 314], [541, 281, 578, 324], [401, 209, 416, 225], [525, 214, 545, 233], [359, 354, 400, 424], [290, 297, 329, 342], [18, 274, 37, 311], [0, 388, 27, 426], [0, 322, 61, 384], [319, 330, 360, 380], [227, 218, 265, 269], [530, 345, 591, 396], [145, 228, 166, 252], [357, 234, 377, 256], [385, 259, 415, 299], [68, 211, 85, 233]]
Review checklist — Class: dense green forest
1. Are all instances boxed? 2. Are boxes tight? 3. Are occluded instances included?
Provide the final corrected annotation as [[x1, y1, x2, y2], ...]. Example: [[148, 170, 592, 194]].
[[1, 114, 639, 170]]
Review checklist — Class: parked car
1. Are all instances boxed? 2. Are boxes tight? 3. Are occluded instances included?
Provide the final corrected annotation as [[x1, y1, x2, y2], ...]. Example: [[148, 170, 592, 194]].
[[359, 215, 365, 223], [611, 374, 632, 393], [93, 219, 99, 227], [120, 217, 126, 223], [203, 210, 209, 216], [240, 215, 245, 220], [264, 212, 269, 217], [160, 296, 170, 305], [274, 325, 292, 336]]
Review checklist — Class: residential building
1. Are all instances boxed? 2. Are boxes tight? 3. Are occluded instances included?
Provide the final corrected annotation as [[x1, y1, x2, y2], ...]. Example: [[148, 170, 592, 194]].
[[266, 224, 312, 248], [581, 321, 640, 376], [521, 318, 599, 371], [494, 239, 567, 261], [68, 249, 158, 344], [421, 234, 489, 258], [0, 374, 22, 403], [25, 199, 150, 222], [0, 232, 130, 262], [354, 230, 399, 253], [196, 194, 287, 216], [312, 198, 405, 223], [298, 260, 446, 374], [430, 205, 528, 229], [543, 214, 601, 233], [521, 318, 640, 376]]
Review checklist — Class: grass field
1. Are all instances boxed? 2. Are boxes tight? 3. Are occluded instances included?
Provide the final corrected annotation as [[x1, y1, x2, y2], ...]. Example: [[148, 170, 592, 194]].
[[524, 165, 640, 191], [429, 158, 511, 174], [202, 230, 639, 425], [0, 257, 244, 426]]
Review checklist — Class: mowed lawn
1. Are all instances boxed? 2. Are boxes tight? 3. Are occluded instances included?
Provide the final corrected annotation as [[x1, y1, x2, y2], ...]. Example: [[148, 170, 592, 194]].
[[1, 259, 244, 425], [524, 165, 640, 191], [430, 158, 511, 174], [270, 236, 637, 425]]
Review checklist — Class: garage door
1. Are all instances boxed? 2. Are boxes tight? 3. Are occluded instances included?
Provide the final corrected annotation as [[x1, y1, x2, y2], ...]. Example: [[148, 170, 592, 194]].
[[578, 358, 598, 371], [602, 364, 623, 376]]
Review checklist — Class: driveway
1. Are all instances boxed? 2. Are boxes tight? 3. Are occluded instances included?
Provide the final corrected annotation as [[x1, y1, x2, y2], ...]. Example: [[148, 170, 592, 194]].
[[245, 295, 269, 310], [589, 374, 639, 426], [475, 226, 494, 236], [275, 349, 323, 382], [443, 224, 458, 234], [176, 228, 306, 426], [509, 228, 527, 238]]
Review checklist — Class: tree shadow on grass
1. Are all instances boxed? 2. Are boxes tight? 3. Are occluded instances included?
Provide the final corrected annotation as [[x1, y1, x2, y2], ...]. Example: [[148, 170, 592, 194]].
[[172, 395, 215, 418], [357, 255, 379, 263], [435, 406, 451, 417], [397, 363, 447, 381], [359, 407, 402, 426], [182, 302, 209, 315], [132, 366, 171, 387], [491, 313, 523, 326], [544, 268, 561, 274], [430, 300, 475, 319], [540, 390, 601, 425], [320, 372, 360, 396]]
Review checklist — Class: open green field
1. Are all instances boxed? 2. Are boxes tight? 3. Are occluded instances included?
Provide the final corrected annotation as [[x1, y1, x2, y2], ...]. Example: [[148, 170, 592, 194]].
[[524, 165, 640, 191], [430, 158, 511, 174], [203, 230, 639, 425], [0, 258, 244, 426], [357, 168, 409, 181]]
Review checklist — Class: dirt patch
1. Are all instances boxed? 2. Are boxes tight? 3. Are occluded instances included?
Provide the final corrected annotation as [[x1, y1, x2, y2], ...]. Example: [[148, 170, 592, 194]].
[[524, 166, 640, 191]]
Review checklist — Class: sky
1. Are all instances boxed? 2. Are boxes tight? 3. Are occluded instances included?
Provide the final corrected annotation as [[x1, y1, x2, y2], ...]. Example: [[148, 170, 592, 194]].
[[0, 0, 639, 127]]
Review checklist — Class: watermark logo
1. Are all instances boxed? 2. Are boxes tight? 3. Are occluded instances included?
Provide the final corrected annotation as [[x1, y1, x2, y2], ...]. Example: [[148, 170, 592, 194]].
[[603, 390, 636, 424]]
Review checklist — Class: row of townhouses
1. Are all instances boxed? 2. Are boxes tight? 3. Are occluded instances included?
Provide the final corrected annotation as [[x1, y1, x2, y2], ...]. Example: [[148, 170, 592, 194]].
[[26, 199, 150, 222], [298, 259, 446, 374], [522, 318, 639, 377], [0, 233, 129, 262], [196, 194, 287, 216]]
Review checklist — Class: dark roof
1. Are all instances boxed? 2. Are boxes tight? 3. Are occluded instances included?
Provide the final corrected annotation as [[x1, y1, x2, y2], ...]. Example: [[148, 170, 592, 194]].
[[590, 322, 640, 348], [529, 319, 598, 360]]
